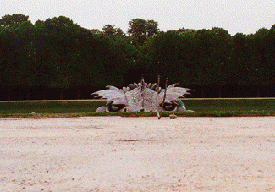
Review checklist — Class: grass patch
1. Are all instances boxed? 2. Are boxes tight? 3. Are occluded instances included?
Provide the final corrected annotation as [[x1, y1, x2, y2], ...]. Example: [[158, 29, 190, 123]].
[[0, 98, 275, 118], [0, 100, 105, 114]]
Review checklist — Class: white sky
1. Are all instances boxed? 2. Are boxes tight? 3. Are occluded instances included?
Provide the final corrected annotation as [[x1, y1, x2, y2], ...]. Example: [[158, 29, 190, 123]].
[[1, 0, 275, 35]]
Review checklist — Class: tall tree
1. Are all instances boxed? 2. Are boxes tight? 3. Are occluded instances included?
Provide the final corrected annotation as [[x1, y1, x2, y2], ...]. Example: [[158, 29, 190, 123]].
[[32, 16, 84, 99], [114, 28, 125, 38], [102, 25, 116, 36], [141, 31, 197, 86], [128, 19, 159, 46], [0, 19, 36, 100], [253, 27, 270, 93], [252, 26, 275, 95], [32, 16, 134, 98], [102, 25, 125, 37], [193, 28, 232, 97], [0, 14, 29, 28]]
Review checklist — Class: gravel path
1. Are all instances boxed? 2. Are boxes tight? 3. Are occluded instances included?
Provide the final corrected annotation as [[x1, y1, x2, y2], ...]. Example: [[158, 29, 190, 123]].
[[1, 117, 275, 191]]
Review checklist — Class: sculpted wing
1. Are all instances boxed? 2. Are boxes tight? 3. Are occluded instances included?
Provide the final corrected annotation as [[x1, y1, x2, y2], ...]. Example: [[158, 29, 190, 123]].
[[92, 86, 128, 105], [159, 84, 190, 102]]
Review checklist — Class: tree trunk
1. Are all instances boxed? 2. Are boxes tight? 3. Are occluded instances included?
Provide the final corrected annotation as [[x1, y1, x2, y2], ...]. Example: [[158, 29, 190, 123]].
[[7, 87, 11, 101], [26, 88, 30, 100], [217, 85, 222, 98], [257, 86, 261, 97], [77, 89, 81, 100], [218, 88, 222, 98], [59, 88, 64, 100], [43, 89, 46, 100]]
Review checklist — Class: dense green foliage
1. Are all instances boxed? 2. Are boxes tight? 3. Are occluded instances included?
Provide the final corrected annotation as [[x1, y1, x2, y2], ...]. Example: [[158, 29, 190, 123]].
[[1, 14, 275, 100]]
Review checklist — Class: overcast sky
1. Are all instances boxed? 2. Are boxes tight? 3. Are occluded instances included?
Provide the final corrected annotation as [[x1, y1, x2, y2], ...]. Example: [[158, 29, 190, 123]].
[[2, 0, 275, 35]]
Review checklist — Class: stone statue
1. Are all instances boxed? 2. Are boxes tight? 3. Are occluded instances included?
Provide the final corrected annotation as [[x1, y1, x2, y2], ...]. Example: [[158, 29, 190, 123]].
[[92, 77, 194, 113]]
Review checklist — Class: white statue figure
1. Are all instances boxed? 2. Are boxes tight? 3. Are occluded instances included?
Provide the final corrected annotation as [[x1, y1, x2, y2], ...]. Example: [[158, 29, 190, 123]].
[[92, 77, 194, 113]]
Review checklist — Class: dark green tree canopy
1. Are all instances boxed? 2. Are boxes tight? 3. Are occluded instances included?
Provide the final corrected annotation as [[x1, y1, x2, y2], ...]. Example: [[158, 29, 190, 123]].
[[0, 14, 29, 28], [43, 16, 75, 28], [102, 24, 116, 36], [102, 24, 125, 37], [128, 18, 159, 46], [1, 14, 275, 100]]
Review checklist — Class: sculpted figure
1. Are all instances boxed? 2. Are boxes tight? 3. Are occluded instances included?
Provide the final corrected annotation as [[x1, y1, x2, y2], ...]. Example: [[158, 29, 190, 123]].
[[92, 77, 194, 113]]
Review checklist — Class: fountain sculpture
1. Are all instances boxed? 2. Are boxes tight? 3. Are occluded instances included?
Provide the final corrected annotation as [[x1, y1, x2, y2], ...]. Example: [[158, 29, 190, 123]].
[[92, 77, 194, 113]]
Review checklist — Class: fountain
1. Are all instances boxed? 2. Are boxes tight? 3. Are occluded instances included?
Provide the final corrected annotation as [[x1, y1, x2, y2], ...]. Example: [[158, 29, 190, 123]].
[[92, 77, 194, 113]]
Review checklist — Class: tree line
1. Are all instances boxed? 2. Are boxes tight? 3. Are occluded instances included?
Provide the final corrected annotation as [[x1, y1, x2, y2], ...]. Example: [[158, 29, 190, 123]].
[[0, 14, 275, 100]]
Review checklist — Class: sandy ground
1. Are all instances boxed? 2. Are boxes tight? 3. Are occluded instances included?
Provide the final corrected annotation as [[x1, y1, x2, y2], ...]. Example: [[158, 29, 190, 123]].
[[0, 117, 275, 192]]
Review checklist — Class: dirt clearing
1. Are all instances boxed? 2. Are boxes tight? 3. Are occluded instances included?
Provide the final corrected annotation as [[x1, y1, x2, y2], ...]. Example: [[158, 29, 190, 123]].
[[1, 117, 275, 191]]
